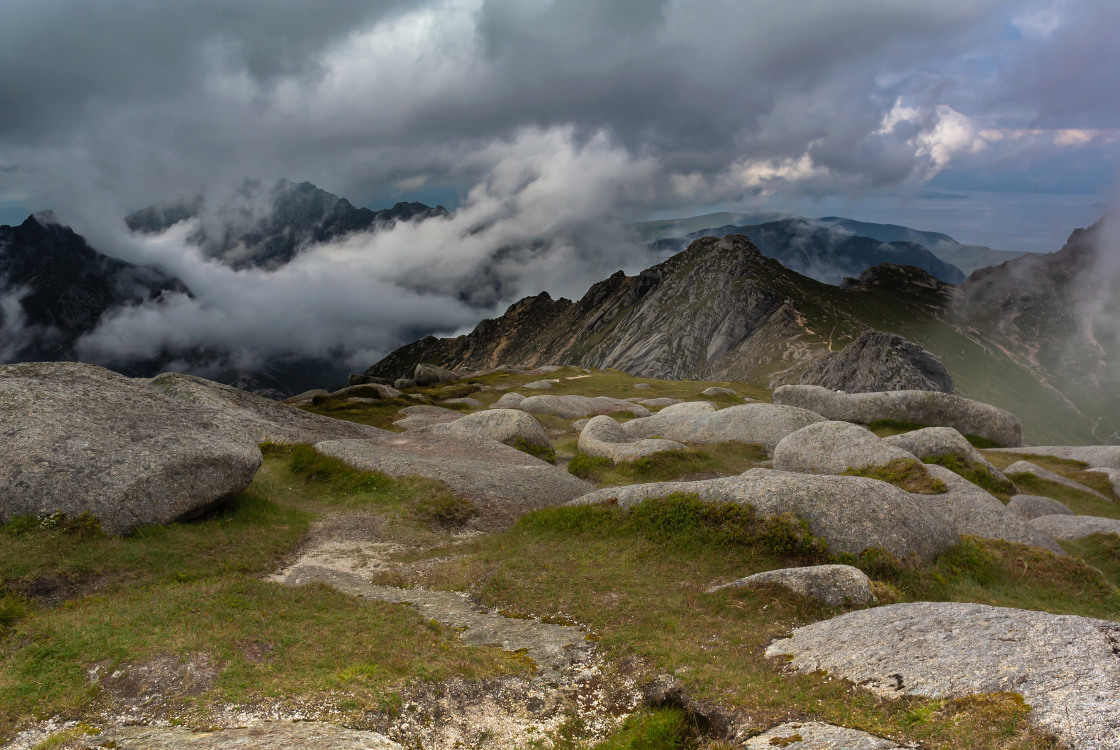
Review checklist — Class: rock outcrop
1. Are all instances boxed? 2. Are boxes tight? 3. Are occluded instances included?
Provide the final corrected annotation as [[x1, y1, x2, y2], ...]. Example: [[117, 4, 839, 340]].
[[623, 403, 825, 452], [989, 445, 1120, 470], [1008, 494, 1075, 521], [1030, 515, 1120, 541], [517, 395, 650, 419], [434, 409, 553, 458], [766, 601, 1120, 749], [882, 426, 1004, 475], [797, 329, 953, 394], [577, 415, 686, 463], [709, 564, 874, 607], [0, 362, 262, 535], [772, 385, 1022, 447], [413, 363, 459, 386], [772, 421, 927, 478], [489, 392, 526, 409], [568, 469, 959, 560], [1003, 461, 1110, 500]]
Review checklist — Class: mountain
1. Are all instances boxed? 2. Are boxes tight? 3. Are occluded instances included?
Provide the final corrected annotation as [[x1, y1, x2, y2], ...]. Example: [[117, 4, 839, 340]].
[[367, 218, 1119, 445], [0, 211, 188, 362], [635, 211, 792, 242], [126, 179, 449, 270], [650, 218, 967, 285]]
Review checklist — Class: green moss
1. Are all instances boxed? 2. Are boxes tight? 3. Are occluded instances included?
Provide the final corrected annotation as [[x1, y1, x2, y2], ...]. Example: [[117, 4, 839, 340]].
[[568, 453, 613, 479], [867, 419, 929, 438], [963, 434, 1002, 449], [513, 438, 557, 464], [589, 708, 690, 750], [567, 444, 767, 486], [843, 458, 947, 494], [922, 454, 1016, 500]]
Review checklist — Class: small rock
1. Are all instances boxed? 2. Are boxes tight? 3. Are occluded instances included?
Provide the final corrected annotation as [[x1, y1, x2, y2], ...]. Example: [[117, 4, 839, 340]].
[[773, 421, 927, 479], [347, 397, 377, 404], [572, 419, 589, 431], [408, 393, 428, 401], [701, 386, 737, 397], [657, 401, 716, 415], [443, 397, 483, 408], [577, 415, 686, 463], [524, 380, 556, 390], [708, 564, 874, 607], [636, 398, 683, 407], [414, 363, 458, 386], [633, 383, 651, 389], [1008, 494, 1075, 521], [489, 392, 526, 409], [1004, 461, 1110, 500], [741, 722, 902, 749], [1030, 514, 1120, 541], [348, 373, 393, 387], [394, 378, 417, 390]]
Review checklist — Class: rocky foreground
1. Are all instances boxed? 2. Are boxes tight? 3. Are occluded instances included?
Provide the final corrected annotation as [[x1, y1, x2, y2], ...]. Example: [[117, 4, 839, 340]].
[[2, 362, 1119, 749]]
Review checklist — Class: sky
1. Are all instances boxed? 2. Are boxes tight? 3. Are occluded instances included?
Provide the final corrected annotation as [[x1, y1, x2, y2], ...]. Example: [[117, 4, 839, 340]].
[[1, 0, 1118, 374]]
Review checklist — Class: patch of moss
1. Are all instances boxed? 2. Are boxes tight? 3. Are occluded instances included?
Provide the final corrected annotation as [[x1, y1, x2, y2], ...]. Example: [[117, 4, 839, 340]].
[[512, 438, 557, 464], [962, 433, 1002, 449], [843, 458, 947, 494], [921, 454, 1016, 500], [568, 453, 613, 479], [867, 419, 928, 438]]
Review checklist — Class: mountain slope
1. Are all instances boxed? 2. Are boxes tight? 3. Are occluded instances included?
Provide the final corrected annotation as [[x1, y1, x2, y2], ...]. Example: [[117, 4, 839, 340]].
[[126, 179, 449, 270], [368, 223, 1118, 445], [650, 218, 966, 285]]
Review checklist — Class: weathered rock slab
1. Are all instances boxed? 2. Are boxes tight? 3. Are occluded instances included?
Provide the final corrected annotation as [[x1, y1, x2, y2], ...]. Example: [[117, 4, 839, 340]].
[[741, 721, 902, 749], [883, 426, 1006, 480], [989, 445, 1120, 470], [434, 409, 553, 455], [1004, 461, 1110, 500], [917, 466, 1064, 553], [519, 395, 650, 419], [709, 564, 874, 607], [1, 363, 262, 535], [94, 723, 401, 749], [524, 380, 556, 390], [773, 421, 923, 476], [701, 386, 737, 397], [623, 403, 824, 452], [1030, 514, 1120, 541], [568, 469, 958, 560], [489, 391, 526, 409], [772, 385, 1022, 447], [657, 401, 716, 415], [1008, 494, 1075, 521], [577, 415, 685, 463], [766, 601, 1120, 750], [329, 383, 403, 400], [1087, 467, 1120, 496]]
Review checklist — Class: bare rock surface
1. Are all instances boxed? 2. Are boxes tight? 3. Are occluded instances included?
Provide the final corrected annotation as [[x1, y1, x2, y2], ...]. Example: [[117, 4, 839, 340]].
[[524, 380, 556, 390], [773, 385, 1022, 447], [489, 391, 526, 409], [315, 432, 591, 521], [577, 415, 686, 463], [883, 427, 1006, 480], [443, 397, 483, 407], [709, 564, 873, 607], [433, 409, 553, 456], [1008, 494, 1075, 520], [94, 723, 402, 749], [636, 397, 683, 407], [797, 329, 953, 394], [329, 383, 403, 399], [1004, 461, 1110, 500], [568, 469, 958, 560], [773, 421, 924, 477], [392, 406, 463, 430], [741, 721, 902, 749], [623, 403, 824, 452], [918, 465, 1064, 554], [414, 363, 458, 386], [657, 401, 716, 415], [147, 372, 384, 444], [989, 445, 1120, 470], [0, 362, 262, 535], [518, 395, 650, 419], [766, 601, 1120, 749], [701, 386, 737, 397], [1030, 514, 1120, 541]]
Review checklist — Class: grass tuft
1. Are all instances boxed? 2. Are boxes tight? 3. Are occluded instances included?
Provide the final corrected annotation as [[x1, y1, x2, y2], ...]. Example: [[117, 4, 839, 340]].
[[513, 438, 557, 464], [843, 458, 947, 494], [568, 444, 767, 486], [921, 454, 1016, 500]]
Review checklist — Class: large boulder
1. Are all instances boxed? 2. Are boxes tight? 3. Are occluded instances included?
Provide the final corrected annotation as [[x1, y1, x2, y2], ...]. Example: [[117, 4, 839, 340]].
[[524, 380, 556, 390], [147, 373, 384, 444], [347, 373, 393, 387], [797, 329, 953, 394], [568, 469, 959, 560], [577, 415, 686, 463], [316, 431, 592, 521], [1003, 461, 1110, 500], [772, 385, 1022, 447], [988, 445, 1120, 470], [882, 427, 1006, 481], [414, 363, 458, 386], [434, 409, 554, 458], [0, 362, 262, 535], [623, 403, 825, 452], [489, 392, 526, 409], [708, 564, 874, 607], [766, 602, 1120, 749], [701, 386, 737, 397], [773, 421, 927, 478], [917, 465, 1064, 554], [518, 395, 650, 419], [1008, 494, 1075, 521], [1030, 514, 1120, 541], [657, 401, 716, 416]]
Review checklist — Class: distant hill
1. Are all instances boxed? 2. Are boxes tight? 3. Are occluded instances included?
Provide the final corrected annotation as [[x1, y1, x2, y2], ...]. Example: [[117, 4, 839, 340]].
[[635, 211, 792, 242], [126, 179, 449, 270], [367, 218, 1119, 445], [651, 218, 967, 285]]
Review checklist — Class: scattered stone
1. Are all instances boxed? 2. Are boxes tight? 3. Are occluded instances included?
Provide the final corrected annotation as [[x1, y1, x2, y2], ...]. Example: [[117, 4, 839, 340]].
[[518, 395, 651, 419], [0, 362, 262, 535], [434, 409, 554, 457], [568, 469, 958, 560], [797, 329, 954, 394], [348, 373, 393, 387], [741, 722, 902, 749], [316, 432, 592, 522], [1004, 461, 1110, 500], [772, 385, 1022, 447], [577, 415, 686, 463], [766, 601, 1120, 749], [701, 386, 737, 397], [572, 419, 589, 431], [708, 564, 874, 607], [1030, 514, 1120, 541], [1008, 494, 1075, 521], [394, 378, 417, 390], [883, 426, 1007, 481], [443, 397, 483, 408], [94, 723, 402, 749], [633, 383, 651, 389], [147, 373, 384, 444], [348, 397, 376, 404], [281, 388, 328, 405], [635, 398, 683, 407], [988, 445, 1120, 470], [414, 363, 458, 386], [773, 421, 927, 478], [489, 392, 527, 409], [524, 380, 556, 390], [1086, 467, 1120, 496], [657, 401, 715, 415], [623, 403, 824, 452], [329, 383, 403, 400], [917, 465, 1064, 554], [408, 393, 428, 401]]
